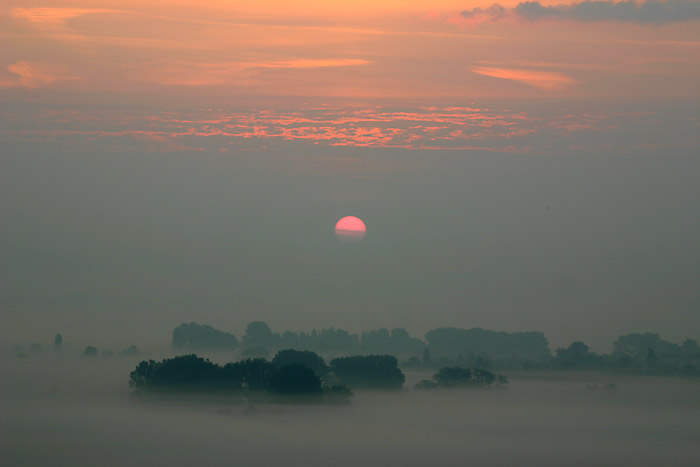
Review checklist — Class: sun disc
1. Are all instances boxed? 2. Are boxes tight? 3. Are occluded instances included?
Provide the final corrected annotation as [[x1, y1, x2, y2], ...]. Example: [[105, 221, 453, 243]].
[[335, 216, 366, 243]]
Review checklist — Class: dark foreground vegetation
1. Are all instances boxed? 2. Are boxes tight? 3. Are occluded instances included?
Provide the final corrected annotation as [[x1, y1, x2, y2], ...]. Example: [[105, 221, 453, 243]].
[[415, 367, 508, 390], [130, 350, 411, 404], [130, 350, 510, 403]]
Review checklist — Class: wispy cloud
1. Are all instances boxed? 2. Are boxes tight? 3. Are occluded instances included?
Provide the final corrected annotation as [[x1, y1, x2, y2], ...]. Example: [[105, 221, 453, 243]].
[[11, 8, 122, 25], [472, 66, 578, 90], [253, 59, 370, 69], [460, 0, 700, 24], [6, 62, 81, 88], [138, 59, 370, 86]]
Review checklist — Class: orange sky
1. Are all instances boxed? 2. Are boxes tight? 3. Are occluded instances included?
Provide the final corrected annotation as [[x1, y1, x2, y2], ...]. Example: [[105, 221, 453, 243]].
[[2, 0, 699, 103]]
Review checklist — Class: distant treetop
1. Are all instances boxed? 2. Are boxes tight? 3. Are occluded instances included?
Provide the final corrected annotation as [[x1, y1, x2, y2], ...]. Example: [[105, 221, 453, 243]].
[[172, 322, 238, 351]]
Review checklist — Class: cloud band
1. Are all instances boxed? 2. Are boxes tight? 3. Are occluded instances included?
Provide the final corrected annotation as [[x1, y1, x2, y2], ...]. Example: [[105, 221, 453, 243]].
[[461, 0, 700, 24]]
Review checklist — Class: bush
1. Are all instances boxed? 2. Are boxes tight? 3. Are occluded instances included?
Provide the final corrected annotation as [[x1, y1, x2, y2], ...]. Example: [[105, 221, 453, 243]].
[[418, 366, 508, 389], [272, 349, 328, 379]]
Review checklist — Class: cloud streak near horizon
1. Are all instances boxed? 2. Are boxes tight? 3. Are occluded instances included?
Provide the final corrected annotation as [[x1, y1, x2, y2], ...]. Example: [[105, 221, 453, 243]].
[[461, 0, 700, 24], [4, 103, 692, 156]]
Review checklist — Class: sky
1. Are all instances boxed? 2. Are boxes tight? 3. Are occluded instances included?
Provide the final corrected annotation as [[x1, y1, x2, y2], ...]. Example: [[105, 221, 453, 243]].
[[1, 0, 699, 352]]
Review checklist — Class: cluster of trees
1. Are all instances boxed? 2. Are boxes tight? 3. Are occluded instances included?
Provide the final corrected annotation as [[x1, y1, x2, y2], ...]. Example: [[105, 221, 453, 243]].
[[170, 322, 548, 365], [130, 349, 408, 403], [330, 355, 405, 390], [551, 333, 700, 375], [415, 367, 508, 390], [613, 333, 700, 368], [424, 327, 551, 366], [172, 321, 424, 357], [16, 323, 697, 379], [168, 322, 699, 377]]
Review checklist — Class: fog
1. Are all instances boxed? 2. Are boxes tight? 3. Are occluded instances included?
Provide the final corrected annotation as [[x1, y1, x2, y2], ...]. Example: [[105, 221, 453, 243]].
[[3, 354, 699, 466]]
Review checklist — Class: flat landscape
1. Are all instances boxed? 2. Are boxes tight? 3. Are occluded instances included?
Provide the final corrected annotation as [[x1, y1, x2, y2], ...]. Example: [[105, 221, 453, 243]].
[[3, 355, 699, 466]]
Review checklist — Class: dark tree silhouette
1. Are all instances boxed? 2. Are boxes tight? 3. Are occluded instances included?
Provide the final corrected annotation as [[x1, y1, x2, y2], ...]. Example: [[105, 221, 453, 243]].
[[330, 355, 405, 390], [223, 358, 274, 392], [130, 354, 228, 393], [646, 348, 658, 367], [433, 367, 473, 387], [417, 366, 507, 389], [54, 333, 62, 349], [271, 349, 328, 378], [269, 364, 323, 396], [83, 346, 98, 357], [129, 355, 344, 402]]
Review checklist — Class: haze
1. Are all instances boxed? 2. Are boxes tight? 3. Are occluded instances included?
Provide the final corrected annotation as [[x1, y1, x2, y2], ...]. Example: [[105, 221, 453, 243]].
[[2, 1, 700, 464]]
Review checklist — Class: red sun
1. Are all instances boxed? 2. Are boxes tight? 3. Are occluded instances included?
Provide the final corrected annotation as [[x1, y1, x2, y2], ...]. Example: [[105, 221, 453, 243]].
[[335, 216, 366, 243]]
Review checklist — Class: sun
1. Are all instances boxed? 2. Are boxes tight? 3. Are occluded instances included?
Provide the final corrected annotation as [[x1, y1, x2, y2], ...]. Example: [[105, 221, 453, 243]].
[[335, 216, 366, 243]]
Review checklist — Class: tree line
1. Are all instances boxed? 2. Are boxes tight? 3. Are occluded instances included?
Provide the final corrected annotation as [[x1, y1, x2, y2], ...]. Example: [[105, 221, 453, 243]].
[[130, 349, 407, 404], [170, 322, 700, 375], [130, 348, 508, 402]]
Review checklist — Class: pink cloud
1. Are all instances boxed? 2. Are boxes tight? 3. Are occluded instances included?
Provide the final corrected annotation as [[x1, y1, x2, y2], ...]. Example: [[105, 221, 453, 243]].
[[472, 66, 578, 90], [7, 61, 81, 88], [11, 8, 122, 25]]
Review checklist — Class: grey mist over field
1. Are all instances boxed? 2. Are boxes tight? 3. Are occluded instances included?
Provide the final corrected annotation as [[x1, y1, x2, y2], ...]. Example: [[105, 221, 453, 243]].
[[3, 354, 700, 466]]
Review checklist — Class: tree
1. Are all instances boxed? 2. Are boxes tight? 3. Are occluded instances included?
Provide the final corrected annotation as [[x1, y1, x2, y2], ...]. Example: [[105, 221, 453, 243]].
[[242, 321, 280, 349], [271, 349, 328, 379], [330, 355, 405, 390], [223, 358, 274, 392], [425, 327, 551, 363], [390, 328, 425, 354], [419, 366, 507, 389], [472, 368, 497, 386], [554, 341, 603, 369], [646, 348, 657, 367], [54, 333, 62, 349], [269, 365, 323, 396], [171, 322, 238, 351], [129, 355, 347, 402], [130, 354, 228, 393], [433, 367, 472, 387], [83, 346, 98, 357]]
